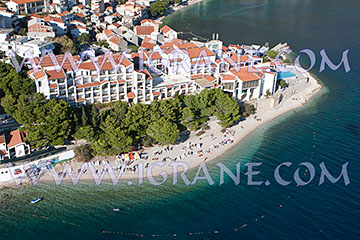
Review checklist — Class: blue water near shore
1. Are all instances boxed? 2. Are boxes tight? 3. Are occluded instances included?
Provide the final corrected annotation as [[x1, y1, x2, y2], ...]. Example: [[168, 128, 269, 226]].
[[1, 0, 360, 239]]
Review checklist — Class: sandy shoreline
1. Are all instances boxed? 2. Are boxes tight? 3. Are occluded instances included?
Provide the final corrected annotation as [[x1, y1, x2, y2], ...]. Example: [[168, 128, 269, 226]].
[[0, 69, 322, 187]]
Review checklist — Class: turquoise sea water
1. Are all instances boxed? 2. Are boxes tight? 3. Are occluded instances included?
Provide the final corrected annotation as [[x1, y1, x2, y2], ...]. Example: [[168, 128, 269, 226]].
[[1, 0, 360, 239]]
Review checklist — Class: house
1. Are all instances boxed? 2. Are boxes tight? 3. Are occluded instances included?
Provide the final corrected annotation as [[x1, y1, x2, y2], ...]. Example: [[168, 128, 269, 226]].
[[134, 25, 155, 39], [72, 4, 88, 15], [160, 25, 177, 41], [7, 0, 47, 14], [58, 11, 73, 23], [140, 19, 159, 32], [43, 15, 66, 36], [108, 35, 127, 52], [91, 13, 102, 27], [27, 18, 56, 41], [116, 3, 146, 24], [0, 129, 30, 161]]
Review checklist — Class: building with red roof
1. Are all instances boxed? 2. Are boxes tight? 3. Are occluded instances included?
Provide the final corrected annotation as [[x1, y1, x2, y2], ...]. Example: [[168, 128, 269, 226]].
[[0, 129, 30, 161]]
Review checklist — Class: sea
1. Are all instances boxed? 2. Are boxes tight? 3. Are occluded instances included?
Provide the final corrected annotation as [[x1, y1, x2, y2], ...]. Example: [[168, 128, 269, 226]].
[[1, 0, 360, 239]]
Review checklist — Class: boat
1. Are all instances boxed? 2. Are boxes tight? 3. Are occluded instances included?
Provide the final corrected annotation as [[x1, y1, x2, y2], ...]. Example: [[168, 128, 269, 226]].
[[112, 208, 121, 212], [30, 198, 43, 204]]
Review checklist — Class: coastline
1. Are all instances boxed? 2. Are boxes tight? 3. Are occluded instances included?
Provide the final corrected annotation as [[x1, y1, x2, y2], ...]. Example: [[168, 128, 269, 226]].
[[0, 69, 322, 187], [155, 0, 206, 24]]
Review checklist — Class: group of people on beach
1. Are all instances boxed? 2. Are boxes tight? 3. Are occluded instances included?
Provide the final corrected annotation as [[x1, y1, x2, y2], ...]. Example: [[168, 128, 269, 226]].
[[78, 128, 238, 175]]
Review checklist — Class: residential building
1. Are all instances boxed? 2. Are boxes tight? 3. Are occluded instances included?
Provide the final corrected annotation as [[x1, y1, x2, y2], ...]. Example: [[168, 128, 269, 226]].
[[0, 36, 55, 57], [160, 25, 177, 41], [7, 0, 47, 14], [0, 129, 30, 161], [91, 0, 104, 13], [28, 40, 278, 107], [27, 17, 55, 40]]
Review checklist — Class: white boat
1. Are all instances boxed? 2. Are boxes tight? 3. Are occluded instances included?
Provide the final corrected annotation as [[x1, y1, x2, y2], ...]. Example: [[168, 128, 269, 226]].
[[112, 208, 121, 212], [30, 198, 42, 204]]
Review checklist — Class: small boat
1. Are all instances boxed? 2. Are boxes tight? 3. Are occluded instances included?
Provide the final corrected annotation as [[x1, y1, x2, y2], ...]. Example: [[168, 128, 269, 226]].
[[30, 198, 43, 204], [112, 208, 121, 212]]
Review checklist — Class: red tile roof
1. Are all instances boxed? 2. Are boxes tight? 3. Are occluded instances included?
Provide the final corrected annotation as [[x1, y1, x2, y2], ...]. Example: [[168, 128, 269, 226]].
[[46, 69, 65, 80], [186, 47, 215, 58], [6, 129, 26, 148], [140, 41, 156, 50], [160, 25, 175, 34], [176, 42, 197, 49], [230, 67, 261, 82], [76, 82, 100, 89], [104, 29, 113, 36], [141, 19, 156, 25], [221, 74, 236, 81], [44, 16, 64, 24], [135, 26, 155, 36], [31, 70, 46, 80], [204, 75, 216, 82], [109, 36, 122, 45]]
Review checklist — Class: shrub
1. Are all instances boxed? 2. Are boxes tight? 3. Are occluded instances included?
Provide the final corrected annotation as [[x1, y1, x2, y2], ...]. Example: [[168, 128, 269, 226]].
[[74, 144, 93, 162]]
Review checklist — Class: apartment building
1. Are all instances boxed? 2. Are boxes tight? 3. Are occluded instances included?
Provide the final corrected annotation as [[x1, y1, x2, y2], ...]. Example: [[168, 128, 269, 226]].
[[7, 0, 47, 14], [28, 41, 278, 107]]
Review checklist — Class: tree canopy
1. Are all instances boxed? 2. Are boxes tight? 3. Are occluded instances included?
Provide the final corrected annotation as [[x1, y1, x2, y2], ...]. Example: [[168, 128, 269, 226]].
[[146, 118, 179, 145], [54, 35, 78, 55], [77, 33, 91, 45], [149, 0, 169, 17]]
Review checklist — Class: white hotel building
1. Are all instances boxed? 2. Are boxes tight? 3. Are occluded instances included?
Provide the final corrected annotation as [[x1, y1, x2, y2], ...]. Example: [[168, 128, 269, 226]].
[[28, 40, 278, 107]]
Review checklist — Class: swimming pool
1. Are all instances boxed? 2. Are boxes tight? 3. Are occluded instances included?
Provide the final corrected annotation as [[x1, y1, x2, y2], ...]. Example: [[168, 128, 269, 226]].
[[277, 71, 296, 79]]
